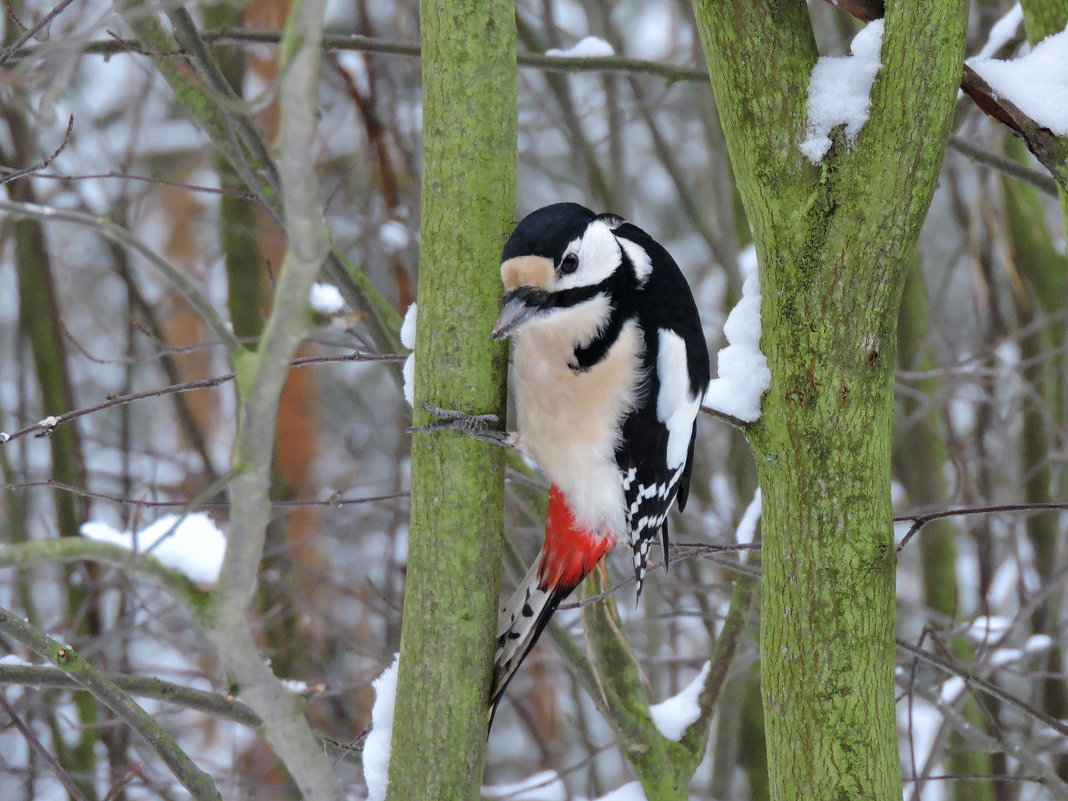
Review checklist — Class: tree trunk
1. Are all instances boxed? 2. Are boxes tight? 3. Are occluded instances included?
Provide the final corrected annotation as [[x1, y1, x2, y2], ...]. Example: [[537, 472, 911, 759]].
[[386, 2, 516, 799], [691, 3, 967, 799]]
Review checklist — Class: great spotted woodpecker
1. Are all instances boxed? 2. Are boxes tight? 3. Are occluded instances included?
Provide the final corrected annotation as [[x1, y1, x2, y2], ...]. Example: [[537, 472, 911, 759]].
[[486, 202, 710, 712]]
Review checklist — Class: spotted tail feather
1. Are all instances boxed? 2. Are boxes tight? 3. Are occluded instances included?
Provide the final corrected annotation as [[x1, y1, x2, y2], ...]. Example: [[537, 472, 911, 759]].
[[490, 485, 615, 717], [490, 553, 563, 715]]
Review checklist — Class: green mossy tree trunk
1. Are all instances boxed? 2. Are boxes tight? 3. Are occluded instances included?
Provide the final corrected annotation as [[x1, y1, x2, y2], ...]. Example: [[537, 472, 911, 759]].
[[691, 3, 967, 799], [385, 3, 516, 800]]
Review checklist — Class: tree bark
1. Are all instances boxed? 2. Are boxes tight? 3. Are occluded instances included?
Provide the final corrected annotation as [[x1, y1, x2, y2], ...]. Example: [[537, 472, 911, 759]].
[[691, 3, 967, 799], [385, 2, 516, 799]]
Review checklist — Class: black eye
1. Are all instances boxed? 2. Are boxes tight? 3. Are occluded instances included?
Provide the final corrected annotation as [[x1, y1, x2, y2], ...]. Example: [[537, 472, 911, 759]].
[[560, 253, 579, 275]]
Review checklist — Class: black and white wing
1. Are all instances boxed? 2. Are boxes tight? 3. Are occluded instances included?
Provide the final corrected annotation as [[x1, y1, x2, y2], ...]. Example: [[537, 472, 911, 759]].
[[612, 223, 710, 595]]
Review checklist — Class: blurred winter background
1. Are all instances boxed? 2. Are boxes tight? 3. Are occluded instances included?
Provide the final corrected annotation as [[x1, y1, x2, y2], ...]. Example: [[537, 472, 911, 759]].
[[0, 0, 1065, 799]]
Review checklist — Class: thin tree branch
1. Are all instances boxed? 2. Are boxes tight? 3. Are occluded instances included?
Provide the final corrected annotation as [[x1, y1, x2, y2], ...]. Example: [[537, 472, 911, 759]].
[[0, 114, 74, 185], [0, 481, 409, 510], [896, 502, 1068, 551], [948, 135, 1059, 197], [0, 692, 90, 801], [0, 199, 240, 352], [0, 609, 222, 801], [9, 28, 709, 82], [0, 0, 78, 66], [0, 538, 211, 617], [0, 665, 258, 726], [195, 0, 344, 797], [0, 351, 402, 445]]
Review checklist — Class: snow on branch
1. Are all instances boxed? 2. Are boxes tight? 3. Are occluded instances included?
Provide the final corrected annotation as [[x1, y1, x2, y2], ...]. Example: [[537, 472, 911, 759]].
[[800, 19, 885, 163], [703, 247, 770, 423], [967, 26, 1068, 137], [649, 661, 711, 741], [80, 513, 226, 585], [362, 654, 399, 801], [401, 302, 417, 408], [545, 36, 615, 59]]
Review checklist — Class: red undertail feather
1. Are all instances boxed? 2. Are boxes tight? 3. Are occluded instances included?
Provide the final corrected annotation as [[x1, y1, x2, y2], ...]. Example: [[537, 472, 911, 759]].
[[539, 484, 615, 591], [491, 485, 613, 718]]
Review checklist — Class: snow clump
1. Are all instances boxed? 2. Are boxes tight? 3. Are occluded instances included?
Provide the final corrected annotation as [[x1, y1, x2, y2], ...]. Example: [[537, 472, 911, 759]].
[[80, 513, 226, 584], [799, 19, 885, 163], [703, 246, 770, 422], [968, 26, 1068, 136], [545, 36, 615, 58]]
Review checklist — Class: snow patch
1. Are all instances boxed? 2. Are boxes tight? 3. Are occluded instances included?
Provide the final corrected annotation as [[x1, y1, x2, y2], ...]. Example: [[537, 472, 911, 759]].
[[280, 678, 309, 694], [484, 770, 567, 800], [379, 220, 410, 254], [1025, 633, 1053, 653], [968, 26, 1068, 136], [0, 654, 34, 666], [362, 654, 399, 801], [309, 282, 346, 315], [400, 303, 418, 350], [591, 783, 647, 801], [989, 648, 1023, 667], [974, 3, 1023, 59], [80, 513, 226, 584], [649, 661, 710, 741], [962, 615, 1012, 643], [703, 248, 769, 422], [735, 487, 762, 546], [800, 19, 885, 163], [545, 36, 615, 58], [400, 303, 417, 408], [939, 675, 966, 703]]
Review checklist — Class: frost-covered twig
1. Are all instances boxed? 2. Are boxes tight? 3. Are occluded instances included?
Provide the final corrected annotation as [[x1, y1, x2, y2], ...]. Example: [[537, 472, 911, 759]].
[[0, 608, 222, 801]]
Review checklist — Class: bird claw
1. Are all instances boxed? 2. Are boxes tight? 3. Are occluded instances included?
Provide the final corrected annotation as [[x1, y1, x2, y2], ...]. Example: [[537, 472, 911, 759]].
[[407, 402, 515, 448]]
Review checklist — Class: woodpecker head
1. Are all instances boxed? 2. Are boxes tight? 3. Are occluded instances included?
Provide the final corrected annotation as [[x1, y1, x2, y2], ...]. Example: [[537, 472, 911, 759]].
[[493, 203, 636, 341]]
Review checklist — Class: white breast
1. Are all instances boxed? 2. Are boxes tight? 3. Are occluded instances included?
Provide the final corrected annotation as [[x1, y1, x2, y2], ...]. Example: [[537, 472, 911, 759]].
[[512, 298, 644, 536]]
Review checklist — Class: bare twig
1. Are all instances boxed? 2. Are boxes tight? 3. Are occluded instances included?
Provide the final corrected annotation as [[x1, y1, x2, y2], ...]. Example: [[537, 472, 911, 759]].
[[0, 692, 90, 801], [948, 135, 1059, 197], [895, 502, 1068, 551], [0, 199, 240, 351], [0, 481, 409, 510], [0, 609, 222, 801], [0, 114, 74, 185], [10, 28, 709, 83], [0, 0, 78, 66], [0, 350, 402, 445], [0, 664, 258, 726], [14, 169, 257, 198]]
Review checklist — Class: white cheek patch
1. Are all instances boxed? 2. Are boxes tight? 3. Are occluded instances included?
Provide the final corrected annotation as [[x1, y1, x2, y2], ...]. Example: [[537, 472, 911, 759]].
[[656, 329, 701, 469], [556, 221, 621, 291], [617, 237, 652, 285]]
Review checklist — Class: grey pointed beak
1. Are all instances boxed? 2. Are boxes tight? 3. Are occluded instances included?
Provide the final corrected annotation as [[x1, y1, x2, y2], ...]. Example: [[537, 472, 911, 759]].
[[493, 287, 549, 340]]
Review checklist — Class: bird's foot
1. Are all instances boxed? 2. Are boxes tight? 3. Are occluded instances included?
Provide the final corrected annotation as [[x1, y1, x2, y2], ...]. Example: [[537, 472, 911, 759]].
[[407, 402, 517, 448]]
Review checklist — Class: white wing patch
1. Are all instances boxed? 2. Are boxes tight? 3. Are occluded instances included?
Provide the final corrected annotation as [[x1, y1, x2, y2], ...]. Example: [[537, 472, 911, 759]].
[[656, 329, 701, 469]]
